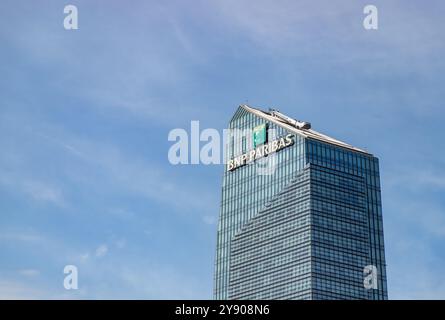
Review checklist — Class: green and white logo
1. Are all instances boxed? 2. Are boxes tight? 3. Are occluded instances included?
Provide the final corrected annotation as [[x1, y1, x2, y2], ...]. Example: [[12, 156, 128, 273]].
[[253, 124, 267, 148]]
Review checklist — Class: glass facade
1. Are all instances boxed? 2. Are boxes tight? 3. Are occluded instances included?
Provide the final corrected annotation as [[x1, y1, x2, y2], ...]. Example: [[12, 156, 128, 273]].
[[214, 106, 388, 300]]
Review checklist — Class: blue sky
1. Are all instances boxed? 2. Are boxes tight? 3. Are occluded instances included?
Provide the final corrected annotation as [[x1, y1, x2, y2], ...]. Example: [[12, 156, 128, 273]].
[[0, 0, 444, 299]]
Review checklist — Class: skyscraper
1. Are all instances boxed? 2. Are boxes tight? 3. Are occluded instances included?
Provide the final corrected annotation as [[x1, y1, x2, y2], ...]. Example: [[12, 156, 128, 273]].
[[214, 105, 388, 300]]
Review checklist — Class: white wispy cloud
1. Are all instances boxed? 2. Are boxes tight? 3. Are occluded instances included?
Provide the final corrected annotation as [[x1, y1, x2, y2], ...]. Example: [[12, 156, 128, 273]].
[[0, 231, 45, 244], [386, 168, 445, 191], [202, 215, 217, 225], [18, 269, 40, 277], [42, 131, 217, 213], [95, 244, 108, 258], [0, 168, 66, 207], [22, 180, 65, 207], [0, 279, 46, 299]]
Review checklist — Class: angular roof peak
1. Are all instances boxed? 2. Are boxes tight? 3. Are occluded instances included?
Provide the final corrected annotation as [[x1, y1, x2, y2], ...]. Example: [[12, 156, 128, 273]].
[[239, 104, 371, 155]]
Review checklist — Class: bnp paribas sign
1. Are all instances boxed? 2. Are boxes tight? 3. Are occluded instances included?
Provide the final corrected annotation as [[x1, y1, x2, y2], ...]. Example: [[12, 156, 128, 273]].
[[227, 124, 294, 171]]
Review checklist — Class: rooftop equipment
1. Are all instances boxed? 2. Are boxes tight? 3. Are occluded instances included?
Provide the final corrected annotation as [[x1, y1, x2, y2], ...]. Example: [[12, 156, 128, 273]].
[[269, 108, 311, 130]]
